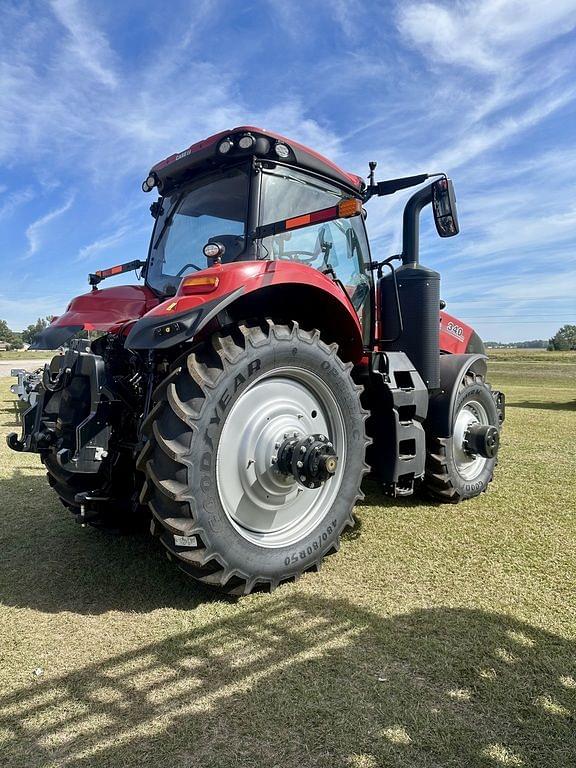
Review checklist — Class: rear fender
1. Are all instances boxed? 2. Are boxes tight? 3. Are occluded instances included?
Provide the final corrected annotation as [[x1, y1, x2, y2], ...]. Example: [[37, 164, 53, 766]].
[[426, 353, 488, 437], [125, 261, 364, 362]]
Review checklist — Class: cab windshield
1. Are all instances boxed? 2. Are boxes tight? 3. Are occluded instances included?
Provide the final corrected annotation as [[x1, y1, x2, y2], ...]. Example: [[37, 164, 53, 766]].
[[146, 165, 250, 295]]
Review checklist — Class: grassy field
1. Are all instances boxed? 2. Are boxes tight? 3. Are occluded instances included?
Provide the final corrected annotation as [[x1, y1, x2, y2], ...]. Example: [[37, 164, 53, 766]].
[[0, 351, 54, 360], [0, 351, 574, 768]]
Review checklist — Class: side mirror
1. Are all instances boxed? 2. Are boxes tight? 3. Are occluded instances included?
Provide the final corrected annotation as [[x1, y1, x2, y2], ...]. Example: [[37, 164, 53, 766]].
[[432, 178, 459, 237]]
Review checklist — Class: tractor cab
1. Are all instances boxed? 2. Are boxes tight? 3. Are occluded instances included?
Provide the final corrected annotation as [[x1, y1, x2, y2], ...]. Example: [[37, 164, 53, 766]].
[[142, 127, 373, 330]]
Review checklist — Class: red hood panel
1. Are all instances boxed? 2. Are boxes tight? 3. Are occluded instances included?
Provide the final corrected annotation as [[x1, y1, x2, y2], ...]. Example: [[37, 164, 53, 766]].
[[440, 310, 475, 353], [51, 285, 159, 332]]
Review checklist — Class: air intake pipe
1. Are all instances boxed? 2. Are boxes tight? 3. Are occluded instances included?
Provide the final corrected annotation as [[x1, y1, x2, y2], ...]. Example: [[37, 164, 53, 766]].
[[379, 182, 441, 389]]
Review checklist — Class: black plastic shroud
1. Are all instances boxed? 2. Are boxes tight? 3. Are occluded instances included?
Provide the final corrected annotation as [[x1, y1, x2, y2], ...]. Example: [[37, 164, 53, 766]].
[[379, 262, 441, 389]]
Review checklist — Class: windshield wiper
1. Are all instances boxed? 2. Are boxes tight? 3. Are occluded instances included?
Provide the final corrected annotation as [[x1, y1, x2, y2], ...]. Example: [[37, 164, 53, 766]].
[[153, 192, 185, 250]]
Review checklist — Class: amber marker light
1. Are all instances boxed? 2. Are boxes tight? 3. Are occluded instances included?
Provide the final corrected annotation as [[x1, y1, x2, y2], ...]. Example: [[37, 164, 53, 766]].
[[338, 198, 363, 218], [181, 275, 220, 295]]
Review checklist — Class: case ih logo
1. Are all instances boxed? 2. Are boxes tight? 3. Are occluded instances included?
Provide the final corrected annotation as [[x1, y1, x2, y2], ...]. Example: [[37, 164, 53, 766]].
[[175, 149, 192, 161], [446, 321, 465, 340]]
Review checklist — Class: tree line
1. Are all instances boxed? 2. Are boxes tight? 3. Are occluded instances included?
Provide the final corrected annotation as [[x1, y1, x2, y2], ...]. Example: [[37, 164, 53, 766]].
[[0, 317, 51, 350]]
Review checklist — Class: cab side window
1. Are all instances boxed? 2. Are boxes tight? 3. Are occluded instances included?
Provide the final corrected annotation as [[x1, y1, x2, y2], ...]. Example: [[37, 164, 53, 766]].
[[259, 168, 371, 326]]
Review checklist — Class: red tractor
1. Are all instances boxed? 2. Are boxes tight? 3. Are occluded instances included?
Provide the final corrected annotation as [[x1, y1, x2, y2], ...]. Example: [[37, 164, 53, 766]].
[[8, 127, 504, 595]]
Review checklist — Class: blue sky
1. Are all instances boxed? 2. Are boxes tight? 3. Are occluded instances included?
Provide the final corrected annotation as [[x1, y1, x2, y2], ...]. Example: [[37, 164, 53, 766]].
[[1, 0, 575, 341]]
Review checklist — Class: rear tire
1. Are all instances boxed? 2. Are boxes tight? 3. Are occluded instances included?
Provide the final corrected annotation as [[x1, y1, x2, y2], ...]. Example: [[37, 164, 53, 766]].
[[424, 372, 499, 503], [139, 319, 369, 595]]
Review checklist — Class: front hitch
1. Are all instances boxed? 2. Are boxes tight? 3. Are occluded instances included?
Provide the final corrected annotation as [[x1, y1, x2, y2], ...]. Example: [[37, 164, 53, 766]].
[[6, 432, 24, 452], [6, 345, 116, 474]]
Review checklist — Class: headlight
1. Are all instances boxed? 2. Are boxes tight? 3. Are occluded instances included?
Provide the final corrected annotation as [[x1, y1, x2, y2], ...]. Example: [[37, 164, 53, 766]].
[[274, 142, 290, 158], [238, 133, 255, 150], [141, 173, 156, 193], [218, 138, 233, 154], [203, 242, 226, 259]]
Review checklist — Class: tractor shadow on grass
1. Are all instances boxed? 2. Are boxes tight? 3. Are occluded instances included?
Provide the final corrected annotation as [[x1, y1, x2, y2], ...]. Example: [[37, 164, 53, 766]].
[[0, 396, 26, 428], [0, 463, 222, 614], [0, 462, 432, 615], [1, 594, 574, 768], [0, 465, 394, 615], [507, 399, 576, 412]]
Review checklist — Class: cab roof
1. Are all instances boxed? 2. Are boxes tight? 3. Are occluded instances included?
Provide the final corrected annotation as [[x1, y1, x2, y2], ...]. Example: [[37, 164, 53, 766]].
[[149, 126, 364, 196]]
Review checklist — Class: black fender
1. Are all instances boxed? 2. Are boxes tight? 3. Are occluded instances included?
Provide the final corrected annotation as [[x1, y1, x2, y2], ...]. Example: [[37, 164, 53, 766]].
[[124, 288, 244, 351], [425, 353, 488, 437], [29, 325, 84, 350]]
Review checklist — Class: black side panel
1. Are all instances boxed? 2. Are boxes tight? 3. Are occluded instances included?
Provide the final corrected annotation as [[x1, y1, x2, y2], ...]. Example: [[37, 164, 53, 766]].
[[379, 263, 441, 389], [30, 325, 83, 350], [466, 330, 486, 354], [368, 351, 428, 496]]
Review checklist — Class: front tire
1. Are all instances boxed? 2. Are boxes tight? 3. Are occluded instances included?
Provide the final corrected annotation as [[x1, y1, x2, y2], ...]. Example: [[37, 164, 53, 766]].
[[139, 320, 369, 595], [424, 372, 500, 502]]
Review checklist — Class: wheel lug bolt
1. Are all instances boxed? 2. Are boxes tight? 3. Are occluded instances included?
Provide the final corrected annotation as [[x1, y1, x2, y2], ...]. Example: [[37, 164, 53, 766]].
[[308, 436, 314, 443], [275, 442, 280, 449], [283, 433, 289, 439], [297, 460, 303, 468], [327, 442, 333, 448], [271, 457, 277, 464], [300, 445, 306, 453], [300, 475, 306, 482]]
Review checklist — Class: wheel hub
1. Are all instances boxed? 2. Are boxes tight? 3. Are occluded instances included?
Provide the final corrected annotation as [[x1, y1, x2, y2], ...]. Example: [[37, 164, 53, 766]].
[[463, 423, 499, 459], [275, 433, 338, 489]]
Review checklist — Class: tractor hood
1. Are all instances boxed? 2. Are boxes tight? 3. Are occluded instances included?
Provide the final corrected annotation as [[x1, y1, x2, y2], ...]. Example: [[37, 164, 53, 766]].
[[30, 285, 158, 349]]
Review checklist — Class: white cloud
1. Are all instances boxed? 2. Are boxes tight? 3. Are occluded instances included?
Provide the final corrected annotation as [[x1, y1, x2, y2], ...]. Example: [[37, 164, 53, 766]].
[[398, 0, 576, 72], [0, 293, 68, 331], [76, 225, 139, 262], [0, 188, 34, 221], [49, 0, 118, 87], [0, 3, 338, 190], [429, 87, 576, 172], [24, 195, 75, 259]]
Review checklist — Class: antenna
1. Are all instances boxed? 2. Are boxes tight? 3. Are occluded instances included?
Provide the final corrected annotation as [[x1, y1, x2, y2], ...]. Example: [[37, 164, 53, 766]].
[[368, 161, 377, 188], [364, 161, 378, 201]]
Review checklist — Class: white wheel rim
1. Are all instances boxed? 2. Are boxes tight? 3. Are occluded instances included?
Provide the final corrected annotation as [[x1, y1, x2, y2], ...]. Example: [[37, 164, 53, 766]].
[[216, 367, 346, 548], [453, 399, 490, 481]]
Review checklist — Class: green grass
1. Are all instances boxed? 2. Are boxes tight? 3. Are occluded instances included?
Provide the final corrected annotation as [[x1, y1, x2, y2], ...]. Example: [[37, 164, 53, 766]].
[[0, 351, 53, 360], [486, 349, 576, 390], [0, 351, 574, 768]]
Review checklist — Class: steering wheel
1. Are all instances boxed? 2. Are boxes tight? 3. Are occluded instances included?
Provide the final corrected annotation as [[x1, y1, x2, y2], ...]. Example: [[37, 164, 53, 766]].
[[279, 250, 319, 263], [175, 263, 201, 277]]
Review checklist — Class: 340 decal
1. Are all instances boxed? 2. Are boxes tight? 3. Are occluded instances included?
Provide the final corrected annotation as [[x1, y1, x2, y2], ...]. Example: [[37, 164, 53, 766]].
[[446, 320, 465, 339]]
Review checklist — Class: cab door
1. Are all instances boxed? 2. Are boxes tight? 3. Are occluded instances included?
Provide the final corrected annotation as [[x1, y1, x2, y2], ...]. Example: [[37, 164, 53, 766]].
[[259, 166, 373, 344]]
